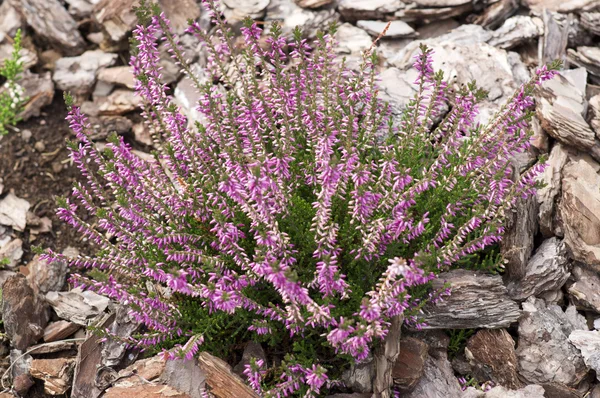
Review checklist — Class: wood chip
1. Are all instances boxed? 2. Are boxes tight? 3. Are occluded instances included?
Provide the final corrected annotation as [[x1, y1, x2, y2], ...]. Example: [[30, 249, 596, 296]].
[[8, 0, 85, 55], [197, 351, 260, 398]]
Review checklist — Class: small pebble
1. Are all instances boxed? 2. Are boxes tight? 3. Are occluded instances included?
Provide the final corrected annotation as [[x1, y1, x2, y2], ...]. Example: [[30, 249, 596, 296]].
[[51, 162, 63, 174], [21, 129, 32, 142], [34, 141, 46, 152]]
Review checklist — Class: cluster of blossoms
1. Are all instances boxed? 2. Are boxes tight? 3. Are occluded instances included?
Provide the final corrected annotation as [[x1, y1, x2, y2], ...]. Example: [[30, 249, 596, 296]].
[[45, 0, 557, 395]]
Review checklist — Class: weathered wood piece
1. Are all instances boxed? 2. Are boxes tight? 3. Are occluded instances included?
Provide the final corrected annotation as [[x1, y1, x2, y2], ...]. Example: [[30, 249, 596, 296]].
[[392, 337, 428, 392], [101, 305, 140, 368], [0, 44, 37, 70], [160, 358, 207, 398], [516, 298, 587, 386], [402, 352, 463, 398], [473, 0, 519, 29], [501, 195, 537, 282], [221, 0, 270, 23], [71, 313, 115, 398], [535, 70, 598, 156], [373, 315, 402, 398], [536, 143, 568, 237], [104, 385, 191, 398], [524, 0, 597, 13], [295, 0, 333, 8], [98, 66, 135, 89], [488, 16, 543, 50], [357, 20, 417, 39], [45, 289, 110, 326], [337, 0, 404, 21], [465, 329, 523, 389], [561, 159, 600, 267], [266, 0, 338, 37], [53, 50, 118, 96], [507, 238, 570, 301], [30, 358, 76, 395], [197, 351, 260, 398], [395, 4, 473, 24], [0, 238, 22, 269], [540, 10, 569, 66], [581, 12, 600, 36], [568, 46, 600, 78], [0, 1, 24, 39], [18, 71, 54, 121], [2, 274, 49, 350], [43, 320, 80, 343], [93, 0, 137, 43], [569, 331, 600, 382], [418, 270, 521, 329], [0, 192, 30, 231], [8, 0, 85, 55], [567, 265, 600, 313]]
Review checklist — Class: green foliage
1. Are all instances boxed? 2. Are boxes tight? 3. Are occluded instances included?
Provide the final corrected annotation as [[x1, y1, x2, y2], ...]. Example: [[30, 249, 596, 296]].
[[447, 328, 476, 359], [0, 29, 25, 135]]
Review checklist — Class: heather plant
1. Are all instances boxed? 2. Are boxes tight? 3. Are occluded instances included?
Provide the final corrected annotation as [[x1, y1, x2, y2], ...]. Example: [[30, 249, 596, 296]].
[[0, 29, 25, 135], [46, 0, 558, 395]]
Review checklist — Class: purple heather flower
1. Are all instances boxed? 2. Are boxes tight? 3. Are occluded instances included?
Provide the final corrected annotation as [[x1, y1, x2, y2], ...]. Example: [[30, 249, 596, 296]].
[[51, 2, 556, 396]]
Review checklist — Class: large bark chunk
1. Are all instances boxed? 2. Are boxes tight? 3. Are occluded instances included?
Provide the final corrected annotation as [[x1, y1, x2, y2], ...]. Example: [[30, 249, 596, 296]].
[[53, 50, 118, 96], [561, 159, 600, 267], [71, 313, 115, 398], [567, 265, 600, 313], [160, 358, 207, 398], [93, 0, 137, 42], [523, 0, 598, 13], [18, 71, 54, 121], [473, 0, 519, 29], [392, 337, 428, 392], [337, 0, 403, 21], [197, 351, 260, 398], [45, 289, 110, 326], [418, 270, 521, 329], [2, 274, 49, 350], [507, 237, 570, 301], [536, 143, 569, 237], [356, 20, 416, 39], [0, 192, 30, 231], [465, 329, 523, 389], [30, 358, 76, 395], [488, 16, 543, 50], [8, 0, 85, 55], [94, 0, 200, 43], [568, 46, 600, 79], [516, 297, 588, 386], [501, 195, 537, 282], [568, 330, 600, 381], [402, 352, 463, 398], [535, 70, 598, 155], [540, 10, 569, 65], [581, 12, 600, 36]]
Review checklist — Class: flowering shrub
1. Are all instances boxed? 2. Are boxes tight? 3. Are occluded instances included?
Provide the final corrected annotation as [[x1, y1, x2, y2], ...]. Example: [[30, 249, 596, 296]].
[[0, 29, 25, 135], [47, 1, 557, 395]]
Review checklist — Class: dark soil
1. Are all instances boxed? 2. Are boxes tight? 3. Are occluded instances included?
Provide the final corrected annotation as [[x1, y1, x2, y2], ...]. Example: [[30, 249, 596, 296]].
[[0, 94, 93, 263]]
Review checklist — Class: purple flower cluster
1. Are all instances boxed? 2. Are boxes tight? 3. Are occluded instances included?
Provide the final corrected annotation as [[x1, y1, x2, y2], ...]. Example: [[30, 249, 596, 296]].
[[46, 0, 557, 395]]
